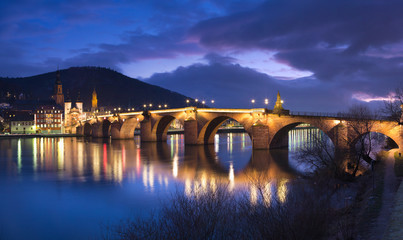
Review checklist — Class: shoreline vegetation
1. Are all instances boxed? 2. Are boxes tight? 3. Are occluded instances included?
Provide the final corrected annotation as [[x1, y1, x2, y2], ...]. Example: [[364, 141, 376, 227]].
[[102, 145, 402, 239]]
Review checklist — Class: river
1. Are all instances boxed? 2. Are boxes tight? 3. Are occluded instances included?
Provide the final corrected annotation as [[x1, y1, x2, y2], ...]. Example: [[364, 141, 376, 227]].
[[0, 129, 316, 239]]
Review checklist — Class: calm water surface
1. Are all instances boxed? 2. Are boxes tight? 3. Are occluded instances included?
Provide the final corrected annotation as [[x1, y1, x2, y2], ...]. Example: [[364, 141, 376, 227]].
[[0, 130, 313, 240]]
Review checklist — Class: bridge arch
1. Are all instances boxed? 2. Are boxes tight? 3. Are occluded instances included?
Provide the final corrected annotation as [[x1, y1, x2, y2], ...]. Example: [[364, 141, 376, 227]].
[[152, 115, 184, 142], [350, 131, 400, 150], [198, 116, 252, 144], [102, 119, 112, 137], [269, 121, 337, 149], [83, 122, 92, 136]]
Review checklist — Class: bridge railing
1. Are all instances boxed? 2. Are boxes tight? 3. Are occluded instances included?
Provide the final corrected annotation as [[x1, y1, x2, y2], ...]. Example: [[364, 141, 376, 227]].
[[290, 111, 390, 120]]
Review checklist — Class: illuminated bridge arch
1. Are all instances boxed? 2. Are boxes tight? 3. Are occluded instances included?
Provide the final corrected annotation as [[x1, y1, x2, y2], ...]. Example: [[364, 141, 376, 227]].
[[198, 116, 252, 144], [152, 115, 183, 142], [268, 119, 340, 149]]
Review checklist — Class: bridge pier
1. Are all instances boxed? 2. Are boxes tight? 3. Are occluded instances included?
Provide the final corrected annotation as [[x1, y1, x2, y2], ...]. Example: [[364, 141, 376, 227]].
[[110, 122, 123, 139], [140, 119, 154, 141], [252, 124, 270, 149], [184, 119, 199, 145], [76, 125, 84, 136], [92, 122, 103, 138]]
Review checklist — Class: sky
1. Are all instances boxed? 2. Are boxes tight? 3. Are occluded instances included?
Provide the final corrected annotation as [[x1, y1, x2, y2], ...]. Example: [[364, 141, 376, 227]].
[[1, 0, 403, 112]]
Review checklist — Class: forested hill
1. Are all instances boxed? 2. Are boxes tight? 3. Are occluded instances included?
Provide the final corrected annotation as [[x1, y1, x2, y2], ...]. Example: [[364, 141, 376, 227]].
[[0, 67, 194, 109]]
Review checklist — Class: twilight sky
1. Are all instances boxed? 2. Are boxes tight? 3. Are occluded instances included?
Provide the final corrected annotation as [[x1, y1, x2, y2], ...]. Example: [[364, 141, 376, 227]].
[[1, 0, 402, 112]]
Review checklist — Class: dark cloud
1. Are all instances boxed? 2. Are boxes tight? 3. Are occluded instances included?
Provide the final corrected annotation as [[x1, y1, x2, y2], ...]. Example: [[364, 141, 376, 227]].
[[203, 53, 237, 65], [188, 0, 403, 101], [146, 57, 359, 112], [191, 0, 403, 53]]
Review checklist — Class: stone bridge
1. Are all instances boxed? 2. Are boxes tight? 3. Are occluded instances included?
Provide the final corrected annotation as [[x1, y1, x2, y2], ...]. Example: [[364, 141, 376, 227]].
[[76, 107, 403, 152]]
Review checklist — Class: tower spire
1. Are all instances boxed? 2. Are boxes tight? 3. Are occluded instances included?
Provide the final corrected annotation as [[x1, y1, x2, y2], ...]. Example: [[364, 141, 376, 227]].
[[274, 91, 283, 110], [52, 68, 64, 106], [91, 88, 98, 111]]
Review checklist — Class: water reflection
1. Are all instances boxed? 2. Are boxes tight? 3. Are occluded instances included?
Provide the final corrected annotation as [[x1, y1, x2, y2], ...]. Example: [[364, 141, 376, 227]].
[[0, 130, 320, 240], [0, 134, 301, 195]]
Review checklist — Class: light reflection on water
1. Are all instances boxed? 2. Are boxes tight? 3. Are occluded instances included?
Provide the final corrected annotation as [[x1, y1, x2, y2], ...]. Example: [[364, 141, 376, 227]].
[[0, 129, 320, 240]]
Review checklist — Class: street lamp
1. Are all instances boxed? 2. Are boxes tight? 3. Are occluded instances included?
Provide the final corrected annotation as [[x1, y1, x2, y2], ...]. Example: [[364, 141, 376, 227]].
[[202, 100, 206, 107], [264, 98, 269, 106], [143, 104, 147, 109], [149, 104, 153, 107], [186, 99, 190, 106], [251, 99, 255, 108], [158, 105, 162, 108], [164, 104, 168, 108], [211, 100, 215, 104]]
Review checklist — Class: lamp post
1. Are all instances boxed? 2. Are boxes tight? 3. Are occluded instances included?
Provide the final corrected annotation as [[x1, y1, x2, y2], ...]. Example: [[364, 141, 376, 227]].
[[202, 100, 206, 107], [186, 99, 190, 106], [251, 99, 255, 108], [264, 98, 269, 107]]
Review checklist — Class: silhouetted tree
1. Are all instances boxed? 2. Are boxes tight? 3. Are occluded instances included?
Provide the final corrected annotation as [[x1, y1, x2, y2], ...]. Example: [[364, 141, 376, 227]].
[[346, 104, 377, 176], [382, 87, 403, 123]]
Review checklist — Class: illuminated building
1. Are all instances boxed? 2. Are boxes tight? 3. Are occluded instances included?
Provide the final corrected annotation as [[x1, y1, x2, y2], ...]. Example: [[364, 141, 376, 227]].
[[35, 105, 63, 133], [64, 91, 86, 134], [10, 111, 35, 134]]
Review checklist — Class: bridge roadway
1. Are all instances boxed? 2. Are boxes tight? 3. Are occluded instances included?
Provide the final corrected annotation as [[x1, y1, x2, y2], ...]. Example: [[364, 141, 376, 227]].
[[77, 107, 403, 152]]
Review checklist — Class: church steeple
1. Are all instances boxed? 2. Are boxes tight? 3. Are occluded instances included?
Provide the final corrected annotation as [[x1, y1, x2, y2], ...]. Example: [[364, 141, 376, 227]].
[[91, 88, 98, 111], [52, 68, 64, 106]]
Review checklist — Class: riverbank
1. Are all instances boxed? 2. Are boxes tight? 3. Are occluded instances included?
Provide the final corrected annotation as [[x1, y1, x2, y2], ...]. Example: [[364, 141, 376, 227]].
[[0, 133, 77, 138]]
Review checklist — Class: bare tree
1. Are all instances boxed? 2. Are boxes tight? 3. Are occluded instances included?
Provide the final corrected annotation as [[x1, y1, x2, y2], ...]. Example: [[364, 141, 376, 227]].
[[296, 105, 379, 179], [345, 104, 377, 177], [382, 87, 403, 123], [296, 133, 346, 179]]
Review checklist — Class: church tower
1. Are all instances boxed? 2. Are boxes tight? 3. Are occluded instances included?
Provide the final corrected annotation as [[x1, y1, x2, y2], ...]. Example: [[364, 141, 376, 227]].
[[91, 88, 98, 112], [52, 69, 64, 106]]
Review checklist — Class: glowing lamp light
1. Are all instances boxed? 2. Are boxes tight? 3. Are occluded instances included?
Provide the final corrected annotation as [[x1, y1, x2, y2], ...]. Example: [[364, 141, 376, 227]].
[[143, 104, 147, 108], [202, 100, 205, 104], [149, 104, 152, 107], [118, 107, 121, 111], [164, 104, 168, 108], [281, 100, 284, 104], [251, 99, 255, 104], [186, 99, 190, 103], [158, 105, 162, 108], [211, 100, 215, 104], [195, 99, 199, 102]]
